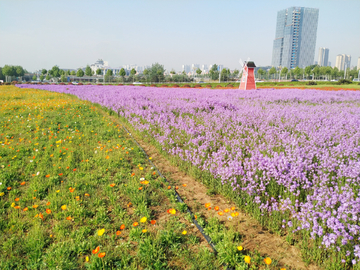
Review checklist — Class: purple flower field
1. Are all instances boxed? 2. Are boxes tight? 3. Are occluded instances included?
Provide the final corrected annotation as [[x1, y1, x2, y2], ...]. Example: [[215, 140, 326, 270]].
[[19, 84, 360, 264]]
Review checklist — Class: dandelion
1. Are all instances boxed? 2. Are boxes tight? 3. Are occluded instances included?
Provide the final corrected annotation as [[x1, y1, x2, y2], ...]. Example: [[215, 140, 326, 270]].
[[142, 229, 147, 233], [116, 230, 121, 236], [92, 246, 100, 254], [218, 212, 224, 216], [46, 209, 52, 214], [244, 256, 251, 264], [140, 217, 147, 223], [214, 206, 219, 211], [182, 230, 187, 235], [98, 252, 106, 258], [133, 222, 139, 227], [120, 224, 125, 230], [151, 220, 156, 225], [97, 229, 105, 236], [205, 203, 211, 208], [237, 246, 243, 251], [61, 205, 67, 210], [109, 183, 115, 187]]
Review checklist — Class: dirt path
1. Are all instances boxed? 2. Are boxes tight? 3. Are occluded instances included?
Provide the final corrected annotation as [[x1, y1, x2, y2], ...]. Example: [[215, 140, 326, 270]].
[[106, 113, 320, 270]]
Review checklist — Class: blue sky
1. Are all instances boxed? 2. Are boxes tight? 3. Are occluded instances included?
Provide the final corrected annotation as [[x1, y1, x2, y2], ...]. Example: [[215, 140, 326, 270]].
[[0, 0, 359, 72]]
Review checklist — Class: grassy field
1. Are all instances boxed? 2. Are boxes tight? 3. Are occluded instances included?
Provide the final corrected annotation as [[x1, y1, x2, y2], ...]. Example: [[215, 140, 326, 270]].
[[0, 86, 290, 270]]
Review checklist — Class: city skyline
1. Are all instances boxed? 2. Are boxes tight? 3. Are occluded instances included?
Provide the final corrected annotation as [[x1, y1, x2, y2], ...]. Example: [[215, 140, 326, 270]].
[[0, 0, 359, 72]]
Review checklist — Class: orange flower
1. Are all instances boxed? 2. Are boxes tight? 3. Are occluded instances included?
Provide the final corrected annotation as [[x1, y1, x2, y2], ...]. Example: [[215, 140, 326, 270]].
[[120, 224, 125, 230], [138, 187, 143, 190], [208, 207, 211, 210], [264, 257, 272, 265], [182, 184, 187, 187], [20, 181, 26, 186], [205, 203, 211, 208], [167, 208, 176, 215], [14, 206, 20, 209], [85, 193, 90, 197], [167, 186, 171, 189], [46, 201, 51, 206], [66, 216, 72, 220], [32, 205, 38, 209], [92, 246, 100, 254], [98, 252, 106, 258], [218, 212, 224, 216], [105, 156, 109, 159], [66, 166, 69, 169], [224, 208, 230, 213], [175, 186, 179, 190], [7, 187, 11, 190], [234, 212, 239, 216], [231, 207, 236, 211], [39, 213, 44, 220], [15, 198, 20, 202], [46, 209, 51, 214], [33, 197, 36, 199], [131, 173, 135, 177], [151, 220, 156, 225], [127, 202, 132, 207], [23, 207, 28, 211], [73, 168, 76, 171], [58, 173, 63, 176], [152, 172, 156, 175], [46, 174, 50, 178], [109, 183, 115, 187], [214, 206, 219, 211], [133, 222, 139, 227], [75, 196, 80, 201], [69, 187, 75, 193], [116, 230, 121, 236]]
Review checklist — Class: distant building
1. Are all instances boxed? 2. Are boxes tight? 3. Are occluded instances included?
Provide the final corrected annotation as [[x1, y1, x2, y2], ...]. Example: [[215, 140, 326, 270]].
[[318, 47, 329, 66], [357, 57, 360, 70], [335, 54, 351, 71], [328, 61, 331, 67], [271, 6, 319, 69], [181, 65, 191, 73]]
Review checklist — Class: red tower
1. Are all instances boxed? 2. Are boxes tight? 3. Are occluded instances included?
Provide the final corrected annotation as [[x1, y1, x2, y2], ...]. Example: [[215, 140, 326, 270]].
[[239, 61, 256, 90]]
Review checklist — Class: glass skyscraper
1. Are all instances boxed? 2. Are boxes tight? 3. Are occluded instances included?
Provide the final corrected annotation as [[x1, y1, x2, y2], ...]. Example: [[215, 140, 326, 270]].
[[271, 7, 319, 69]]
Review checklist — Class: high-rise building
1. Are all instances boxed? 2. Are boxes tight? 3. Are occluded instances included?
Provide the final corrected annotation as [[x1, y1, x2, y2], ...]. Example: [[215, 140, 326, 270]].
[[318, 47, 329, 66], [357, 57, 360, 70], [335, 54, 351, 71], [181, 65, 191, 73], [271, 7, 319, 69]]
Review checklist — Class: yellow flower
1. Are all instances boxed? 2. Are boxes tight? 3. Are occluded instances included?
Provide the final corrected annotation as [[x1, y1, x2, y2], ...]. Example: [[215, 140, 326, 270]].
[[244, 256, 251, 264], [0, 192, 4, 196], [97, 228, 105, 236], [139, 167, 143, 170], [140, 217, 147, 223], [237, 246, 243, 251], [182, 230, 187, 235], [264, 257, 272, 265], [11, 202, 15, 208], [56, 190, 60, 193], [61, 205, 67, 210], [170, 209, 176, 215], [85, 256, 89, 262], [231, 212, 236, 217], [142, 229, 147, 233]]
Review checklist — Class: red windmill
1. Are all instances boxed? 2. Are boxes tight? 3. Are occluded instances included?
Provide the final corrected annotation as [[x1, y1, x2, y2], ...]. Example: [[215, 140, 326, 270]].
[[239, 59, 256, 90]]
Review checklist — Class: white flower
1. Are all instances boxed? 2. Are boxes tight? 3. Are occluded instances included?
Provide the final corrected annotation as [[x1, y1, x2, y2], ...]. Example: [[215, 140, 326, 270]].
[[30, 160, 33, 163], [0, 182, 2, 185], [36, 172, 40, 175], [140, 178, 145, 181], [227, 216, 233, 221]]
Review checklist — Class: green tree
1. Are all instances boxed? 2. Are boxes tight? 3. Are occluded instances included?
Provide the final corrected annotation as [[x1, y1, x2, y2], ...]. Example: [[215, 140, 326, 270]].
[[96, 68, 102, 75], [257, 68, 265, 79], [331, 67, 339, 80], [269, 67, 276, 79], [130, 68, 136, 76], [313, 66, 320, 79], [59, 69, 65, 76], [119, 68, 126, 82], [51, 66, 60, 77], [281, 67, 288, 79], [76, 68, 84, 77], [209, 64, 219, 80], [15, 66, 25, 77], [170, 69, 176, 75], [220, 68, 229, 81], [148, 63, 165, 82], [305, 66, 312, 79], [293, 66, 301, 79], [32, 75, 37, 81], [46, 74, 50, 81], [196, 68, 202, 75], [0, 67, 4, 81], [40, 75, 44, 81], [61, 75, 67, 82], [85, 65, 93, 76], [70, 70, 76, 76], [106, 69, 113, 76], [233, 69, 239, 77], [41, 69, 47, 75], [2, 65, 15, 77]]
